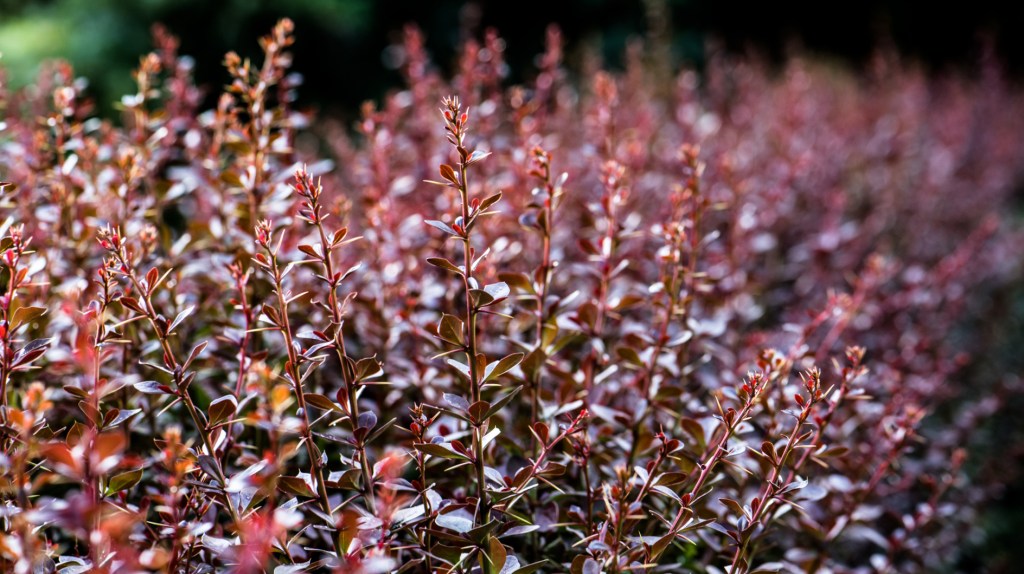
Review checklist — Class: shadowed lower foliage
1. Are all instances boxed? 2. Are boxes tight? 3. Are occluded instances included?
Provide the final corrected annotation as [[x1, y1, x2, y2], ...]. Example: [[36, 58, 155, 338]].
[[0, 19, 1023, 574]]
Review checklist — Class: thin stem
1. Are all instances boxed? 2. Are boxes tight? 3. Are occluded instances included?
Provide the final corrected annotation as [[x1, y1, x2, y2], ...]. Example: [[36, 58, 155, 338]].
[[527, 146, 557, 457], [459, 159, 490, 525], [263, 245, 342, 554], [117, 261, 244, 531], [665, 373, 768, 537], [730, 400, 816, 573], [0, 237, 23, 413], [504, 411, 586, 510], [308, 198, 378, 515], [231, 266, 253, 398], [99, 228, 243, 531]]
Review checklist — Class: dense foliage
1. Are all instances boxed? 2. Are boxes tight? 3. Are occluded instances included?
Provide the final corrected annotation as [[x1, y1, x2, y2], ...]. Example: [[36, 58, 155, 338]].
[[0, 20, 1022, 574]]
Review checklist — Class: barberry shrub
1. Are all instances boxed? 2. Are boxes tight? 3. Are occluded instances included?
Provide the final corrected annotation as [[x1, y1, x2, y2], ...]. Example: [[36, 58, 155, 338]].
[[0, 19, 1022, 574]]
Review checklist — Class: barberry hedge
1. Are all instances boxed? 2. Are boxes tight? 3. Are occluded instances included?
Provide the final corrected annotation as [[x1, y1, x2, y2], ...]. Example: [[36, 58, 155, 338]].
[[0, 20, 1022, 574]]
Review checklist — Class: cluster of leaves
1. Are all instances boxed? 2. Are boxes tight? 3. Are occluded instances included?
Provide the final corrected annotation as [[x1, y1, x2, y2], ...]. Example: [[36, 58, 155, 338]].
[[0, 20, 1022, 574]]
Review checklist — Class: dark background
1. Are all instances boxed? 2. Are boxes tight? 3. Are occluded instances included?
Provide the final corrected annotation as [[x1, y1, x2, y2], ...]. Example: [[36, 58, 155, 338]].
[[2, 0, 1024, 116]]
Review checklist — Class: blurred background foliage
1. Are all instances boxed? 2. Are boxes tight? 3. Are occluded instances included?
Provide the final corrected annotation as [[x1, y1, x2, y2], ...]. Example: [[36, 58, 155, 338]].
[[2, 0, 1024, 570], [2, 0, 1024, 116]]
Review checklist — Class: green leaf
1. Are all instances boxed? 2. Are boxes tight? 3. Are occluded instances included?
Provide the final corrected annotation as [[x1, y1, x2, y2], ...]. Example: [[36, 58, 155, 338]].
[[681, 417, 706, 450], [466, 520, 500, 544], [105, 468, 143, 495], [477, 190, 502, 212], [184, 340, 208, 370], [549, 332, 584, 355], [439, 164, 459, 185], [10, 305, 46, 332], [427, 257, 464, 275], [327, 469, 362, 490], [648, 532, 675, 562], [720, 497, 748, 519], [483, 353, 524, 383], [497, 272, 535, 295], [63, 385, 89, 400], [207, 395, 237, 427], [470, 281, 510, 309], [519, 349, 546, 382], [78, 401, 101, 426], [536, 462, 566, 477], [485, 536, 507, 570], [470, 288, 494, 308], [304, 393, 342, 412], [616, 346, 644, 368], [570, 556, 600, 574], [278, 476, 315, 498], [354, 357, 383, 381], [483, 386, 523, 421], [366, 417, 398, 444], [437, 314, 465, 346], [820, 446, 849, 458], [469, 400, 490, 424], [297, 244, 321, 260], [220, 170, 244, 188]]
